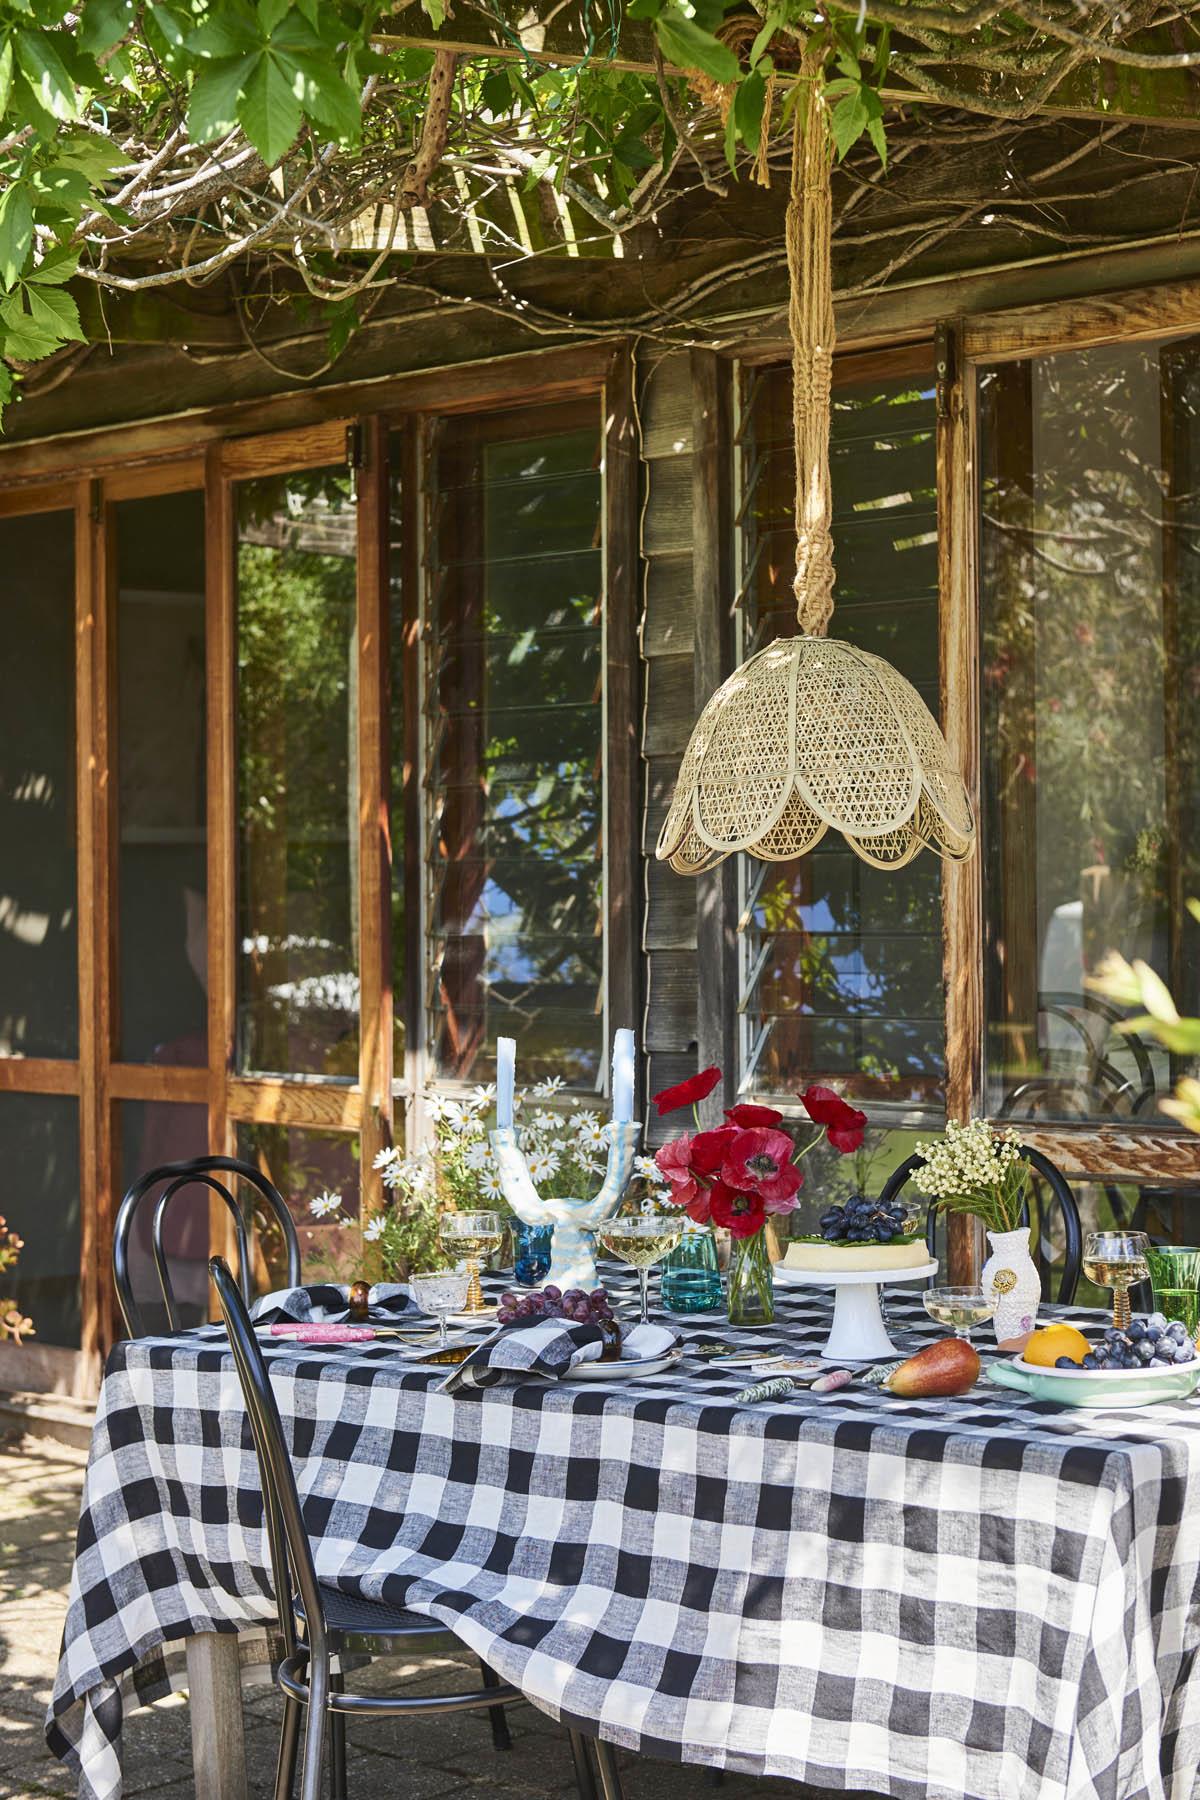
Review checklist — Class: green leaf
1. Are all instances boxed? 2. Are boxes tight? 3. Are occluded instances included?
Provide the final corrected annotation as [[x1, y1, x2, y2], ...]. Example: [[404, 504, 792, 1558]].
[[722, 95, 737, 173], [873, 24, 891, 82], [79, 0, 135, 56], [53, 133, 126, 179], [25, 280, 84, 341], [189, 11, 259, 58], [867, 112, 886, 167], [0, 291, 60, 360], [32, 164, 93, 208], [0, 363, 14, 421], [238, 49, 301, 164], [14, 29, 80, 122], [421, 0, 446, 25], [258, 0, 292, 34], [0, 37, 13, 118], [654, 15, 738, 83], [480, 67, 509, 114], [733, 66, 765, 155], [146, 2, 187, 49], [829, 89, 868, 160], [749, 6, 783, 68], [0, 181, 32, 290], [188, 52, 256, 142], [281, 50, 360, 140], [27, 242, 80, 284]]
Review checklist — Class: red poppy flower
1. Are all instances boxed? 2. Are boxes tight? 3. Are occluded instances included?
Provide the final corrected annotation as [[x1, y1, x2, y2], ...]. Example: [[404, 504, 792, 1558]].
[[684, 1187, 713, 1227], [654, 1134, 700, 1206], [652, 1065, 722, 1117], [798, 1085, 868, 1155], [690, 1125, 737, 1175], [709, 1183, 766, 1240], [720, 1128, 802, 1214], [724, 1103, 784, 1129]]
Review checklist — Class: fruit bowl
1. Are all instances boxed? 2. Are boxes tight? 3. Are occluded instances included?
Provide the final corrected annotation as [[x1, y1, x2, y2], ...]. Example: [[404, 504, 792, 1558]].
[[988, 1355, 1200, 1408]]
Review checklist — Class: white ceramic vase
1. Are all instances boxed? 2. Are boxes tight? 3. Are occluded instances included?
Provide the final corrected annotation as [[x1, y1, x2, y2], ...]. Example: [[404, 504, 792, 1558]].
[[982, 1226, 1040, 1344]]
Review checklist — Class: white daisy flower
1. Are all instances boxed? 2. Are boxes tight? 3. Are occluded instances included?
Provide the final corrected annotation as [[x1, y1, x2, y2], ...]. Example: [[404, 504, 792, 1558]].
[[634, 1155, 661, 1182], [531, 1108, 560, 1132], [309, 1190, 343, 1219], [363, 1216, 387, 1242], [468, 1083, 496, 1111], [480, 1169, 504, 1200], [463, 1141, 492, 1171], [372, 1147, 401, 1172], [576, 1118, 607, 1150], [526, 1147, 561, 1183], [532, 1076, 566, 1097]]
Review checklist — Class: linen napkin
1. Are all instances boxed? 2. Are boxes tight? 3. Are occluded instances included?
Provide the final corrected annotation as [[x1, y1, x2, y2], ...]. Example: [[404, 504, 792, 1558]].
[[441, 1318, 678, 1394], [250, 1282, 421, 1326]]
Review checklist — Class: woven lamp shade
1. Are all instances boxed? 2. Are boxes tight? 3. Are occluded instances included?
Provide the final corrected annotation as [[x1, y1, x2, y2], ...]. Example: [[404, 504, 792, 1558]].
[[657, 51, 975, 879]]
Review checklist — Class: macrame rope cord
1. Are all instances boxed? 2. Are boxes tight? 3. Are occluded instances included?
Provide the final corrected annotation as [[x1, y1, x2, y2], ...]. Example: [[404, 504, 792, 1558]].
[[789, 48, 837, 639]]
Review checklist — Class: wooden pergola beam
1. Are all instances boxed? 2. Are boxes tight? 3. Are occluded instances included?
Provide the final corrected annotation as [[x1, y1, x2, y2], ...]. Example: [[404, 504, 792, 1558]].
[[377, 0, 1200, 128]]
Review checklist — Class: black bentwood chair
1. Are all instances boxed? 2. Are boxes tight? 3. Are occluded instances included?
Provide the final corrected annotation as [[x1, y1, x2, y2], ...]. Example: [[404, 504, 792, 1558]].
[[114, 1154, 302, 1337], [209, 1257, 624, 1800], [880, 1142, 1084, 1304]]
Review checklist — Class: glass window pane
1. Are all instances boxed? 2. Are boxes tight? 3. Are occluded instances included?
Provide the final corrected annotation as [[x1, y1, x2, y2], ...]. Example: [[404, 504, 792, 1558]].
[[737, 362, 943, 1110], [421, 403, 605, 1087], [0, 1094, 80, 1347], [0, 510, 77, 1058], [980, 342, 1200, 1122], [236, 1122, 360, 1284], [116, 491, 207, 1064], [236, 468, 358, 1077], [118, 1101, 209, 1332]]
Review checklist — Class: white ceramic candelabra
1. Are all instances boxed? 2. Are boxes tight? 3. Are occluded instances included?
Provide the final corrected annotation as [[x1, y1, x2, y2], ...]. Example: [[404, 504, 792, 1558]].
[[489, 1029, 640, 1292]]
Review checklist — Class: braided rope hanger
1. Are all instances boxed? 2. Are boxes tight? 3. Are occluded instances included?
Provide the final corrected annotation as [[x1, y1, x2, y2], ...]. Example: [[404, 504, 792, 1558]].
[[657, 48, 976, 875]]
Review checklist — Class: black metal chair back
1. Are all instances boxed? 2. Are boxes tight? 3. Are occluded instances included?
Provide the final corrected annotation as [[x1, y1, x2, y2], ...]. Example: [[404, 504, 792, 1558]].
[[114, 1154, 301, 1337], [880, 1141, 1083, 1304], [210, 1255, 321, 1670]]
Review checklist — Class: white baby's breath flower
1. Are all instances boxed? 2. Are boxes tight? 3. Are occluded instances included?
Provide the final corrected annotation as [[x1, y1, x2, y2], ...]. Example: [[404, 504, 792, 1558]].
[[309, 1190, 343, 1220], [363, 1216, 386, 1242], [526, 1147, 561, 1183]]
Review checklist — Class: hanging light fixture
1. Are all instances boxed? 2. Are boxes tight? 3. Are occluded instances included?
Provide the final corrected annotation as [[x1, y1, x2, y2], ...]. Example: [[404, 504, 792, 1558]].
[[657, 51, 975, 877]]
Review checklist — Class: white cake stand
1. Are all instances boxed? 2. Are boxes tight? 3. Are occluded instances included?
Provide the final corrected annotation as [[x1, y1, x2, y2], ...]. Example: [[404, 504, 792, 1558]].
[[775, 1260, 939, 1361]]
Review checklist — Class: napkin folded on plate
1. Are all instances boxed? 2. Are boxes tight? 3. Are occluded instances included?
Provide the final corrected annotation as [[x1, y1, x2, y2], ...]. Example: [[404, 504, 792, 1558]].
[[441, 1318, 678, 1394], [250, 1282, 420, 1326]]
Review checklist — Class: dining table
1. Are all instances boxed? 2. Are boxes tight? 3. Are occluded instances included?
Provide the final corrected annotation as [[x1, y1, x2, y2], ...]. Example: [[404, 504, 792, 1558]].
[[46, 1271, 1200, 1800]]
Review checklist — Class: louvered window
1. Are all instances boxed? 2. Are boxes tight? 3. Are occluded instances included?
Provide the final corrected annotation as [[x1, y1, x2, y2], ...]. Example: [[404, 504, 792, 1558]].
[[735, 350, 945, 1112], [424, 399, 606, 1086]]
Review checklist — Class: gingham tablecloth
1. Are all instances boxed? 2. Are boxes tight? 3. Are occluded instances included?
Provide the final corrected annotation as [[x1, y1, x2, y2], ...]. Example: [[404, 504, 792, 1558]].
[[46, 1278, 1200, 1800]]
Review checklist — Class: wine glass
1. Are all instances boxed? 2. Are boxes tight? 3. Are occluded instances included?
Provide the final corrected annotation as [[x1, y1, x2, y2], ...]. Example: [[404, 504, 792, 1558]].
[[1083, 1230, 1150, 1331], [439, 1210, 503, 1316], [409, 1269, 470, 1347], [597, 1212, 684, 1325], [923, 1285, 995, 1344]]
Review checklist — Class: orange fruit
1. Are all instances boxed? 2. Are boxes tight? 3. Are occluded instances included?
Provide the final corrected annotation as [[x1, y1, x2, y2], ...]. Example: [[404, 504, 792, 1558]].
[[1023, 1323, 1091, 1367]]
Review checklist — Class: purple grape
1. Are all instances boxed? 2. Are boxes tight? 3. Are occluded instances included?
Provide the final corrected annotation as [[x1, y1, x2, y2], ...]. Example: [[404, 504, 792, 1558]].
[[543, 1285, 562, 1303]]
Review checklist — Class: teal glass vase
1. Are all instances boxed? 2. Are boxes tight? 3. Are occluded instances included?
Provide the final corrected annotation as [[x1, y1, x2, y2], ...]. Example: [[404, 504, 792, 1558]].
[[660, 1224, 724, 1312], [727, 1228, 775, 1327]]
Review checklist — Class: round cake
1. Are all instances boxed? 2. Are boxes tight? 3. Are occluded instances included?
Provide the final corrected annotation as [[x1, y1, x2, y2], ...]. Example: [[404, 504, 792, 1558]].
[[783, 1195, 928, 1272]]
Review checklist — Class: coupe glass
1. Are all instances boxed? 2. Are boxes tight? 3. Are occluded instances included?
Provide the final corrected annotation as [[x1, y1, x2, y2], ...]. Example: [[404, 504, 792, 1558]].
[[923, 1285, 995, 1343], [440, 1210, 503, 1315], [410, 1269, 470, 1347], [1083, 1230, 1150, 1331], [597, 1212, 684, 1324]]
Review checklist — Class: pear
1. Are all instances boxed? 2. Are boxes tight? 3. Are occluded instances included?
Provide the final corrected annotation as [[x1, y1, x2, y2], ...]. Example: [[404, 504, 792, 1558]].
[[884, 1337, 980, 1397]]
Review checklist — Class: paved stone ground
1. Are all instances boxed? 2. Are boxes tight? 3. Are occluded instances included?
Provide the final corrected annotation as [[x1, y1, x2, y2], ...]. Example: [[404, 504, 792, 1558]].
[[0, 1431, 870, 1800]]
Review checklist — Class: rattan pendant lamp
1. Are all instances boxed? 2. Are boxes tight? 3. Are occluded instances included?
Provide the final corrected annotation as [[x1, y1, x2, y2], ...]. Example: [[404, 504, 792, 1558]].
[[657, 51, 975, 876]]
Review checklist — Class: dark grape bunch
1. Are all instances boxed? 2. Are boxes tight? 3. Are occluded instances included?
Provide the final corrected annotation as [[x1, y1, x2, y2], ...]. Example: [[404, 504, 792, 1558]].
[[1059, 1315, 1198, 1370], [497, 1284, 614, 1327], [818, 1197, 912, 1245]]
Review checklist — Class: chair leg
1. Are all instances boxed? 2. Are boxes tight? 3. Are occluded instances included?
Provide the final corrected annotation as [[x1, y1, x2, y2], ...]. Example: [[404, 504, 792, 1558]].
[[299, 1653, 329, 1800], [593, 1739, 625, 1800], [567, 1729, 599, 1800], [705, 1771, 726, 1787], [329, 1666, 347, 1800], [479, 1659, 512, 1752], [273, 1693, 302, 1800]]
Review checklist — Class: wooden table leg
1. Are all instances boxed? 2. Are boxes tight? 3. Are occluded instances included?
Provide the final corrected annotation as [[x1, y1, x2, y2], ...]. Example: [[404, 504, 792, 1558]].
[[185, 1632, 248, 1800]]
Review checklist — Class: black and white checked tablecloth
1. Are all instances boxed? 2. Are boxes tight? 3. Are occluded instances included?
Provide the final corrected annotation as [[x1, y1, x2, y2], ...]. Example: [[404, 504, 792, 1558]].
[[46, 1274, 1200, 1800]]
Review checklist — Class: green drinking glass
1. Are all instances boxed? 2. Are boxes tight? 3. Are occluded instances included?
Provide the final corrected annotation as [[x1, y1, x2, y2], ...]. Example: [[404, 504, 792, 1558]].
[[1144, 1244, 1200, 1338]]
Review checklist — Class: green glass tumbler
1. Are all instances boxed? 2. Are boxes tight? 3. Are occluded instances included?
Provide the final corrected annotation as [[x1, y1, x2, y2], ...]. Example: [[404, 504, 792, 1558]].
[[1144, 1244, 1200, 1338]]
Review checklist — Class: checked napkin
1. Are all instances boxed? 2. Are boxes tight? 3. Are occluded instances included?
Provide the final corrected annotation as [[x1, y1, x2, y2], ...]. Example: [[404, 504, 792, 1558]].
[[441, 1318, 677, 1391], [250, 1281, 419, 1325]]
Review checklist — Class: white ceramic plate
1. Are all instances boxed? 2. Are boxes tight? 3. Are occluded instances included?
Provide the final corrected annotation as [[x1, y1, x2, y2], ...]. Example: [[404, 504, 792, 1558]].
[[563, 1350, 682, 1381]]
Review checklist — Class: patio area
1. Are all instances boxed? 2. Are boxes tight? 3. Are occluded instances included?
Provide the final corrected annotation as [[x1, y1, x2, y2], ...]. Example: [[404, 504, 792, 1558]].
[[0, 1430, 866, 1800]]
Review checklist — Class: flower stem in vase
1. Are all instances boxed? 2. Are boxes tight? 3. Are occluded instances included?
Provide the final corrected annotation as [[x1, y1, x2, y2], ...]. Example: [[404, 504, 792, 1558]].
[[727, 1228, 775, 1327]]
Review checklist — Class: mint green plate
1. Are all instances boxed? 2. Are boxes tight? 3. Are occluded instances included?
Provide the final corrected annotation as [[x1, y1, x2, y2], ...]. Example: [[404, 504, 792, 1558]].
[[988, 1355, 1200, 1408]]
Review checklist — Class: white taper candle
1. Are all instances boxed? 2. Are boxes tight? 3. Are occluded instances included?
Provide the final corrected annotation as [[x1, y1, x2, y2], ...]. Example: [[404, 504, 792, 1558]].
[[496, 1036, 516, 1129], [612, 1027, 635, 1123]]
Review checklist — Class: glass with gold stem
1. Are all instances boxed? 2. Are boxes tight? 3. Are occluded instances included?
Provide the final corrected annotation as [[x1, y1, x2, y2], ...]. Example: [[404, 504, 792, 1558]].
[[439, 1210, 503, 1316], [1083, 1230, 1150, 1331]]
